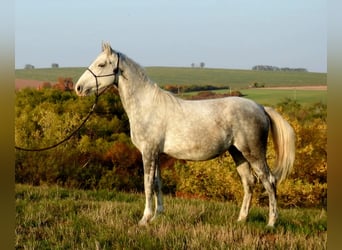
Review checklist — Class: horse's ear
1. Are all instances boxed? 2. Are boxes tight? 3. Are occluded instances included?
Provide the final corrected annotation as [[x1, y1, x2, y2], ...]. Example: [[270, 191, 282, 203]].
[[101, 42, 112, 55]]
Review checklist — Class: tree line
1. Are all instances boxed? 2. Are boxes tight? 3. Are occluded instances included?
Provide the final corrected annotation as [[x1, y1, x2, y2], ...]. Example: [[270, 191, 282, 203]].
[[163, 84, 229, 94], [252, 65, 308, 72]]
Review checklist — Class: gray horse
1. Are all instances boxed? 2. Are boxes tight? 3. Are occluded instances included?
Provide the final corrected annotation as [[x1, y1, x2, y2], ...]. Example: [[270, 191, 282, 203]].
[[75, 43, 295, 227]]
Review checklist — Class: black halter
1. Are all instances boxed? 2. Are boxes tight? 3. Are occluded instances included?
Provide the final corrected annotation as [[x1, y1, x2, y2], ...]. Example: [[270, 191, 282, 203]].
[[86, 52, 122, 97]]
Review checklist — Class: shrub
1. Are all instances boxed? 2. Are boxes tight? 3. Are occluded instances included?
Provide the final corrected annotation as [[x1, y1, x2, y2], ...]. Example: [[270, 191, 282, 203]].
[[15, 88, 327, 208], [174, 156, 242, 201], [173, 100, 327, 208]]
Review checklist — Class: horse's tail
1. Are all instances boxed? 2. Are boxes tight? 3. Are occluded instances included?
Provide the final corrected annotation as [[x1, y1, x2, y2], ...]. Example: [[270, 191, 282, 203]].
[[264, 106, 296, 185]]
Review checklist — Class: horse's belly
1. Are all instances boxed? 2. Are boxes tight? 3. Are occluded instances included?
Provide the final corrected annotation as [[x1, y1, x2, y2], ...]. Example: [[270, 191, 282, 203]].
[[163, 133, 232, 161], [164, 144, 227, 161], [166, 149, 225, 161]]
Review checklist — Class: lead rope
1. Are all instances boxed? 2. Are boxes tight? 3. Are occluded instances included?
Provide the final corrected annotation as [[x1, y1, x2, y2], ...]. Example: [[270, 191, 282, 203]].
[[15, 53, 121, 152], [15, 103, 97, 152]]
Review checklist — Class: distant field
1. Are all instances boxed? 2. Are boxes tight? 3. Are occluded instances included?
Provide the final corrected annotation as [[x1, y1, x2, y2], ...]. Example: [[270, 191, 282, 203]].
[[146, 67, 326, 89], [15, 67, 86, 83], [181, 88, 327, 106], [16, 66, 326, 89], [16, 67, 327, 106], [241, 88, 327, 106]]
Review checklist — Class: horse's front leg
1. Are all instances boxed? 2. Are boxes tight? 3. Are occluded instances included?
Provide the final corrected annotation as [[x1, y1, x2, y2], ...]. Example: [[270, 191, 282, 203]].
[[151, 161, 164, 221], [138, 151, 163, 226]]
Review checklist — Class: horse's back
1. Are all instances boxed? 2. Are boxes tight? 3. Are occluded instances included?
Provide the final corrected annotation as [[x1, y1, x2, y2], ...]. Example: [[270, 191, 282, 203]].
[[162, 96, 268, 160], [179, 96, 267, 129]]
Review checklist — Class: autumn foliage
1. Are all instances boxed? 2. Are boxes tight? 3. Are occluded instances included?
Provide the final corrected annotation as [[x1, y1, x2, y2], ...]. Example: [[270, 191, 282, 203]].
[[15, 88, 327, 208]]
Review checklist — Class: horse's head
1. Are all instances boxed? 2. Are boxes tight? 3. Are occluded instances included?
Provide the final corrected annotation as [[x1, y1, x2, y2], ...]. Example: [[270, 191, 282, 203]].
[[75, 42, 119, 96]]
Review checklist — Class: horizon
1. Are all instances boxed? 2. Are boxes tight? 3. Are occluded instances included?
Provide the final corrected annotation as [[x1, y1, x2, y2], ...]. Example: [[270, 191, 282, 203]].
[[15, 65, 327, 74]]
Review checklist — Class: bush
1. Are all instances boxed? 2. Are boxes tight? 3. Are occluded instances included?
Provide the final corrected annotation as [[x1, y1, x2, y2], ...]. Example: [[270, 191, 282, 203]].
[[163, 84, 229, 94], [15, 88, 327, 208], [174, 156, 242, 201], [173, 100, 327, 208], [15, 89, 131, 189]]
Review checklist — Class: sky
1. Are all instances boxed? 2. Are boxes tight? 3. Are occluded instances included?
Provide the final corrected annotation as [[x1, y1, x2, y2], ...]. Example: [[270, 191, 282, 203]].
[[15, 0, 326, 72]]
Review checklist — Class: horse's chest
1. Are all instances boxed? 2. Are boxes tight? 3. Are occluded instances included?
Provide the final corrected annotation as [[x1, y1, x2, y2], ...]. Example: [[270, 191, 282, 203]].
[[129, 120, 165, 151]]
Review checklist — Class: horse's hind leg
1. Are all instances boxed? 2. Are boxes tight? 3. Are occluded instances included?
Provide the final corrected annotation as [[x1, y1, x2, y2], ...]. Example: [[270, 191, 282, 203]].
[[236, 163, 256, 222], [229, 146, 256, 223], [249, 159, 278, 227]]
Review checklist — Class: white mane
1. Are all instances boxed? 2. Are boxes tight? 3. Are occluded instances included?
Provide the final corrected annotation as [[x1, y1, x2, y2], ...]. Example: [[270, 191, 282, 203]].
[[120, 52, 182, 110], [119, 52, 150, 84]]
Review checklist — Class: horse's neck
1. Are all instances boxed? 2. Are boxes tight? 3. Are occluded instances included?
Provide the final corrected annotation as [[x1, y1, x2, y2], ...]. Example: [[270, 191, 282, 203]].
[[118, 55, 182, 124], [118, 57, 156, 116], [119, 79, 154, 107]]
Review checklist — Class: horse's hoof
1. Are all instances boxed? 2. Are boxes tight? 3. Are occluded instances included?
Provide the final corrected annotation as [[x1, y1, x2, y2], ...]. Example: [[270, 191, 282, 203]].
[[266, 222, 276, 228], [138, 218, 149, 226], [237, 216, 247, 223], [138, 221, 148, 227]]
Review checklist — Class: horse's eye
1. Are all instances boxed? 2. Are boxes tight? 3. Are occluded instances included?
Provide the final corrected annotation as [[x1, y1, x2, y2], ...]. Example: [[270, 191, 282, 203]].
[[98, 62, 106, 68]]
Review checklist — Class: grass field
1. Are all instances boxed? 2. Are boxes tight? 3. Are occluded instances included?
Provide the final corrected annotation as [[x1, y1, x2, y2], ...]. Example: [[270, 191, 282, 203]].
[[241, 88, 327, 106], [146, 67, 326, 88], [15, 67, 86, 83], [15, 66, 326, 89], [181, 88, 327, 106], [16, 184, 327, 249], [15, 66, 327, 106]]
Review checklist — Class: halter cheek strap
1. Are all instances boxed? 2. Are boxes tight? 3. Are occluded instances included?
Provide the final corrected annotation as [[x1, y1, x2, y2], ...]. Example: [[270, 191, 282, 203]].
[[113, 53, 121, 87], [87, 52, 122, 95]]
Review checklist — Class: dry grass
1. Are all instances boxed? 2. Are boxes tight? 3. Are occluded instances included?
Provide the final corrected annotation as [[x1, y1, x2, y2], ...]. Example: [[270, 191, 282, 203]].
[[16, 184, 327, 249]]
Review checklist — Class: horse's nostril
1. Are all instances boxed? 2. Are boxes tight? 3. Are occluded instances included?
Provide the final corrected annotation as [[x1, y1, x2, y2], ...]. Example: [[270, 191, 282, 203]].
[[76, 85, 82, 92]]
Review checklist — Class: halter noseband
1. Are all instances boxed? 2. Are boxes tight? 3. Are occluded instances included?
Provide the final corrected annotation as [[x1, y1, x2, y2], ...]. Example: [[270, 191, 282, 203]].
[[86, 52, 122, 96]]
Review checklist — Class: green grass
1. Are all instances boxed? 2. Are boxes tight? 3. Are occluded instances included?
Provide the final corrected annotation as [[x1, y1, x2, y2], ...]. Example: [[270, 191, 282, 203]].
[[15, 67, 87, 83], [180, 88, 327, 106], [15, 67, 327, 106], [16, 184, 327, 249], [241, 89, 327, 106], [146, 67, 326, 89], [16, 66, 326, 89]]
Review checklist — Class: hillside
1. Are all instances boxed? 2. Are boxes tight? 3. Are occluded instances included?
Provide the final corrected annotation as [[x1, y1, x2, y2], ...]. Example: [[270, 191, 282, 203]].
[[15, 66, 326, 90]]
